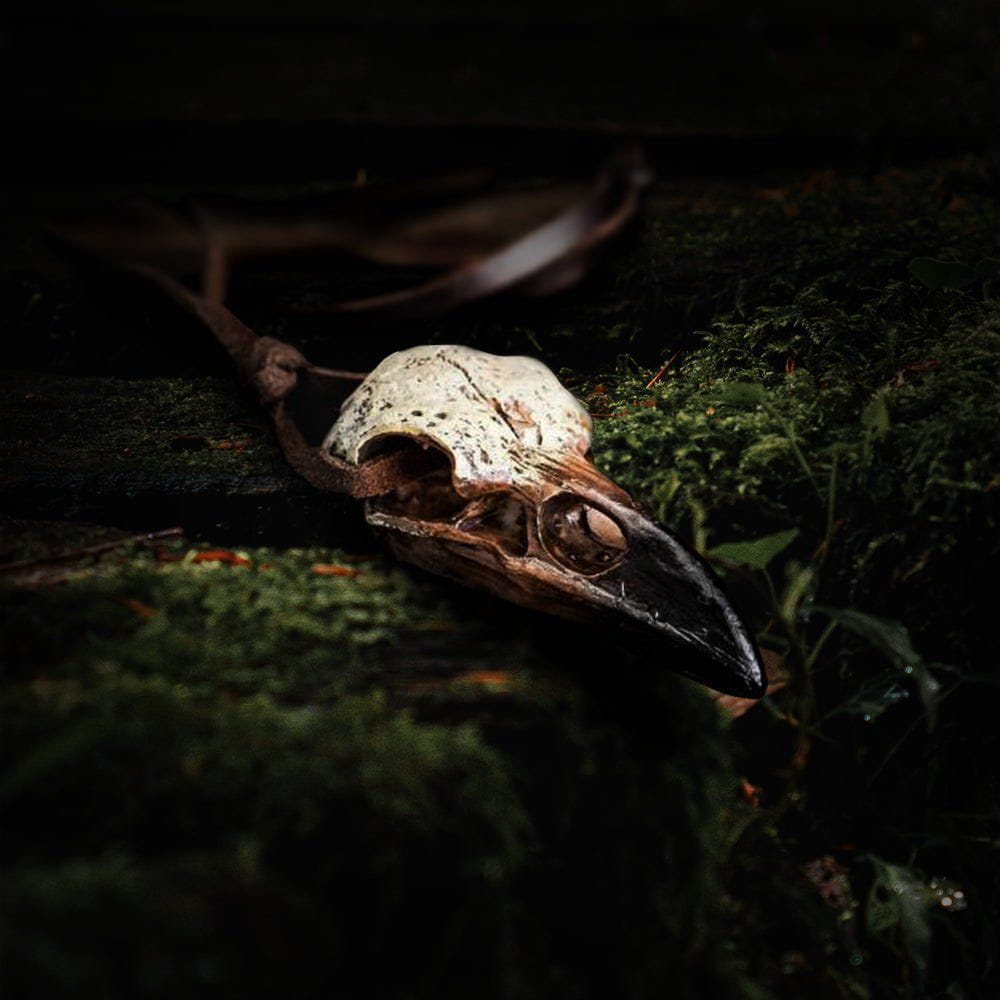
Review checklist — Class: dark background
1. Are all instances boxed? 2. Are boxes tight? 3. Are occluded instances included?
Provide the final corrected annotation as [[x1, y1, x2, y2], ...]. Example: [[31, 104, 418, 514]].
[[5, 0, 999, 183]]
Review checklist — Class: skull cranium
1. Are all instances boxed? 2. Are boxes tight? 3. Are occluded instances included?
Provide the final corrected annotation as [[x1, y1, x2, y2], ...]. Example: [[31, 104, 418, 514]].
[[325, 345, 764, 698]]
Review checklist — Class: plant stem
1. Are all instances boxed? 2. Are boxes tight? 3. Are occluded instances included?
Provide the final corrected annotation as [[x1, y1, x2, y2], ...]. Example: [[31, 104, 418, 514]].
[[763, 401, 825, 506]]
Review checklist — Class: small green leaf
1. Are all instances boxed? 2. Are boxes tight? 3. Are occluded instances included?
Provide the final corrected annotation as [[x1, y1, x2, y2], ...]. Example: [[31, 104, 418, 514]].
[[816, 608, 940, 731], [832, 674, 911, 723], [780, 562, 815, 623], [861, 391, 890, 460], [912, 666, 943, 733], [720, 382, 767, 407], [908, 257, 978, 290], [709, 528, 799, 571], [865, 857, 932, 981], [689, 499, 709, 556], [826, 609, 919, 668]]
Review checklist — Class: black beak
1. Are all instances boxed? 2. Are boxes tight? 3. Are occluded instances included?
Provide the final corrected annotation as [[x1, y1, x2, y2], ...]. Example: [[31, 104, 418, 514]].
[[584, 505, 766, 698], [367, 469, 766, 698], [531, 492, 766, 699]]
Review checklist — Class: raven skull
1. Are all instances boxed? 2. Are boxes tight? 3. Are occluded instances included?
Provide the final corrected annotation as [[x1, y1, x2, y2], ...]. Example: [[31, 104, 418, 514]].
[[326, 345, 764, 697]]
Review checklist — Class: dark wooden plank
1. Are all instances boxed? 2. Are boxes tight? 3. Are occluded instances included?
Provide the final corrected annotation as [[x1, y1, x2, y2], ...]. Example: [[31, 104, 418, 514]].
[[0, 373, 364, 544]]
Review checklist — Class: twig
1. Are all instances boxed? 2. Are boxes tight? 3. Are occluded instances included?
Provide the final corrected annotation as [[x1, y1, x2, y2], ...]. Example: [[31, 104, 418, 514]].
[[762, 400, 825, 506], [645, 349, 682, 389], [0, 527, 183, 575]]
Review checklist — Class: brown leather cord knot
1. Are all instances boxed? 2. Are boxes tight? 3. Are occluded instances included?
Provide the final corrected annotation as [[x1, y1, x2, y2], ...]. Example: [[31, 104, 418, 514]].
[[272, 397, 440, 499], [250, 337, 308, 405]]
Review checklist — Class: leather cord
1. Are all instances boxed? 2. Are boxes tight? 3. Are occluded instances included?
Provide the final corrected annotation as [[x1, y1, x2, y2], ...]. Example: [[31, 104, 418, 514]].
[[49, 148, 651, 499], [291, 146, 652, 325]]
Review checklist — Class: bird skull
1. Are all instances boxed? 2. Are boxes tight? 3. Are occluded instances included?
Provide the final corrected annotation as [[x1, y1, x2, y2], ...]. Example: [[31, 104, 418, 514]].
[[326, 345, 764, 697]]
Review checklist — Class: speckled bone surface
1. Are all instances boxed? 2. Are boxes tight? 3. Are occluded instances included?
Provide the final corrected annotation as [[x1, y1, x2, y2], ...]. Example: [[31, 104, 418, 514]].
[[325, 345, 592, 491]]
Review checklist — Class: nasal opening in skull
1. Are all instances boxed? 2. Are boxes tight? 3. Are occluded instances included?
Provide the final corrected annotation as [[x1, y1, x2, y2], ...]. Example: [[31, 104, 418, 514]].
[[365, 436, 468, 521], [455, 493, 529, 556], [538, 493, 627, 575]]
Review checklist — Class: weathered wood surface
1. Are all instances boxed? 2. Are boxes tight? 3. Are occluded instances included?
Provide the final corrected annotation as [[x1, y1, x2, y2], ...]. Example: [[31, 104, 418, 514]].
[[0, 373, 358, 543]]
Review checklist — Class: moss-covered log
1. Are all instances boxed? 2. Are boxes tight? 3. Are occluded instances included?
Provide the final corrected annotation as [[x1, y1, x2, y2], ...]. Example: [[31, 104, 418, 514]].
[[0, 374, 359, 544], [2, 536, 752, 999]]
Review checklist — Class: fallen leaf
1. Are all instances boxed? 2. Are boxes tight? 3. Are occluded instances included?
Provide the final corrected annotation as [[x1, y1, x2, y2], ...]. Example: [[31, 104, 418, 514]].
[[193, 550, 251, 566], [452, 670, 513, 689], [713, 649, 789, 719], [312, 563, 360, 577], [212, 439, 248, 452], [752, 186, 790, 202], [116, 597, 156, 619]]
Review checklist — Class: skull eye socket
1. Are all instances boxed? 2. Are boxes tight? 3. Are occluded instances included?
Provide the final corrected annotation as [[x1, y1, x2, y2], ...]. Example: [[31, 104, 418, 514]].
[[370, 438, 468, 521], [538, 494, 627, 575], [455, 493, 529, 556]]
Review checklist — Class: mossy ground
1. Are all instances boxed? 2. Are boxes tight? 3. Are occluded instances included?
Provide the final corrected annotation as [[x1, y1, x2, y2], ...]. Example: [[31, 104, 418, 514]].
[[2, 542, 741, 999], [2, 157, 999, 997]]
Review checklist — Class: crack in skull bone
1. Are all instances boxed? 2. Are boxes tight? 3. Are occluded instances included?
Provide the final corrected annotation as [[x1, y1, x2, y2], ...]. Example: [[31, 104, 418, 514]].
[[325, 346, 591, 492]]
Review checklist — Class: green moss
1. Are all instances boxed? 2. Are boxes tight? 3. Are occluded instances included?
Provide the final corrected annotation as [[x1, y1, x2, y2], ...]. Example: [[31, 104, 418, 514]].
[[585, 174, 999, 662], [2, 683, 532, 998], [0, 375, 291, 484], [2, 545, 453, 698], [577, 160, 999, 996], [1, 538, 750, 998]]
